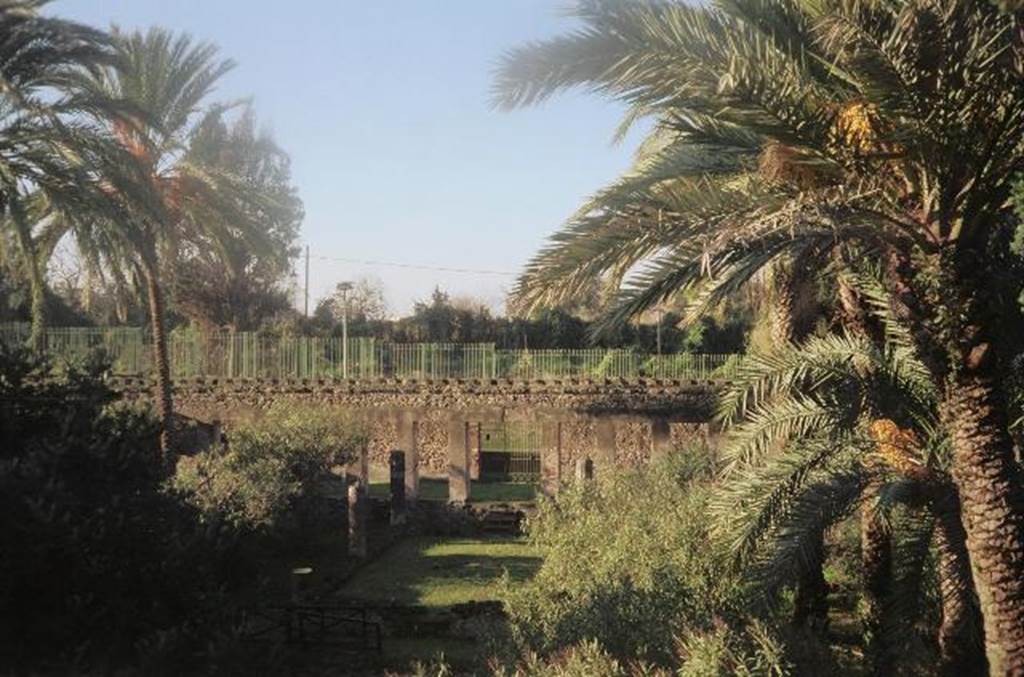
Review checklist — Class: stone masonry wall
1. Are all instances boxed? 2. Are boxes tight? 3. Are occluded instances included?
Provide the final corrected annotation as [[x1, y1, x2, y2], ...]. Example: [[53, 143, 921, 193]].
[[115, 377, 720, 477]]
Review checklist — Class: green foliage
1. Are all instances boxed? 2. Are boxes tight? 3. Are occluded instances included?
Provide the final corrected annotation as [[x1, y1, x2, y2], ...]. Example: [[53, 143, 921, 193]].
[[502, 452, 747, 664], [498, 451, 822, 674], [676, 620, 793, 677], [174, 404, 366, 529], [496, 0, 1024, 373], [174, 105, 302, 330], [313, 283, 748, 353], [0, 347, 256, 673]]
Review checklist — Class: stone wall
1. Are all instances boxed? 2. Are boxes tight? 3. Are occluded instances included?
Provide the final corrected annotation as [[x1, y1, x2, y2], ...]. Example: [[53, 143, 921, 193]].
[[116, 377, 720, 482], [112, 376, 717, 418]]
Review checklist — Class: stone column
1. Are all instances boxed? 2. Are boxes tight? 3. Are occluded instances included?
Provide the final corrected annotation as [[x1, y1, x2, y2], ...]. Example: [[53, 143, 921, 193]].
[[594, 417, 617, 475], [347, 478, 367, 558], [389, 450, 406, 525], [541, 421, 562, 498], [447, 418, 470, 503], [575, 457, 594, 481], [651, 418, 673, 461], [471, 422, 482, 481], [347, 441, 369, 557], [348, 439, 369, 486], [397, 413, 418, 502]]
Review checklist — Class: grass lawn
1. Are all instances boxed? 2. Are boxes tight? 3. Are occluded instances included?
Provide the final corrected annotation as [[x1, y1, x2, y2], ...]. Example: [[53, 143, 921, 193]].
[[338, 536, 541, 607], [368, 478, 537, 502]]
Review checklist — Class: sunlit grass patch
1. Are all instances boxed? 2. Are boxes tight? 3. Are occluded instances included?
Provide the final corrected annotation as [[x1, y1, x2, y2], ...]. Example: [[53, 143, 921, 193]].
[[339, 536, 541, 607]]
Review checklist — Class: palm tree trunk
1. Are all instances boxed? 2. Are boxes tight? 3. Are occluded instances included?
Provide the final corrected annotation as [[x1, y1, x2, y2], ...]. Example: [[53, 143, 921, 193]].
[[861, 479, 894, 676], [770, 263, 798, 347], [934, 494, 987, 676], [792, 529, 829, 633], [142, 255, 174, 463], [770, 256, 832, 632], [944, 372, 1024, 674]]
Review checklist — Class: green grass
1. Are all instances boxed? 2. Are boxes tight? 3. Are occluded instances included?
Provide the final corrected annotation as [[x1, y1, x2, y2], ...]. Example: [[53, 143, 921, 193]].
[[368, 478, 450, 501], [339, 536, 541, 607], [368, 478, 537, 502]]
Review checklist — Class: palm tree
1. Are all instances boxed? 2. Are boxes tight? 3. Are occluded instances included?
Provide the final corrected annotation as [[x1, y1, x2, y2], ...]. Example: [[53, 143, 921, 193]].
[[0, 0, 118, 348], [495, 2, 1024, 668], [714, 321, 985, 674], [64, 28, 275, 459]]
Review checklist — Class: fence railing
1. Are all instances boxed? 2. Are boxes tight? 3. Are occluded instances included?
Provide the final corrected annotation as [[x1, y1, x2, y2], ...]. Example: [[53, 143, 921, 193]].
[[0, 323, 741, 381]]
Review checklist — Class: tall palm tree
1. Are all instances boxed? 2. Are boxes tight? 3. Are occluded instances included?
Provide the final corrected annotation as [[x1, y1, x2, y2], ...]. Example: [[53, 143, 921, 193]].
[[64, 28, 274, 459], [0, 0, 118, 348], [495, 2, 1024, 668]]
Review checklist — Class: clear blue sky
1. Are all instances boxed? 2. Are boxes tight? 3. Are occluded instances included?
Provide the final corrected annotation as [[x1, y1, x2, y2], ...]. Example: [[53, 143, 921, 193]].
[[57, 1, 643, 315]]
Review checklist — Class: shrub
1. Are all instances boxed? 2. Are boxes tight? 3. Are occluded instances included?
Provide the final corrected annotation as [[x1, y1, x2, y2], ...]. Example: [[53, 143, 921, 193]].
[[174, 404, 367, 530], [676, 620, 792, 677], [502, 452, 744, 665], [0, 347, 251, 673], [499, 451, 837, 674]]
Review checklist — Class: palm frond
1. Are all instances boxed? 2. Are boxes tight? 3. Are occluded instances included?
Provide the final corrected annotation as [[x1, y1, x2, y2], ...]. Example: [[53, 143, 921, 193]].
[[713, 436, 864, 570]]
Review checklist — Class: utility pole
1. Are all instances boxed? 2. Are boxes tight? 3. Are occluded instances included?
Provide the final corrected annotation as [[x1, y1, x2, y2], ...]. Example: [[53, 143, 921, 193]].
[[303, 245, 310, 318], [338, 281, 353, 379]]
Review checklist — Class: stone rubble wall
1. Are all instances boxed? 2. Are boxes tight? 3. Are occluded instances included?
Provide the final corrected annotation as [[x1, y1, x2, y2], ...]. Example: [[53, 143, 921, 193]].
[[115, 378, 720, 475]]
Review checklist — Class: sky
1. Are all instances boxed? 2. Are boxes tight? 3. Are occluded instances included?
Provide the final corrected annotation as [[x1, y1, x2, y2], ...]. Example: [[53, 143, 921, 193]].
[[57, 1, 644, 316]]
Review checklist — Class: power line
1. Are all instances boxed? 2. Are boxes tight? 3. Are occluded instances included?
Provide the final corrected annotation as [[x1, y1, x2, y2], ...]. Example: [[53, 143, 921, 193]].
[[306, 253, 517, 277]]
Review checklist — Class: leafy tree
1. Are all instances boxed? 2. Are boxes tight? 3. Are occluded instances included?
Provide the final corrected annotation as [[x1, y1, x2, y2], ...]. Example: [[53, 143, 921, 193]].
[[173, 106, 302, 330], [495, 1, 1024, 667], [314, 275, 389, 330]]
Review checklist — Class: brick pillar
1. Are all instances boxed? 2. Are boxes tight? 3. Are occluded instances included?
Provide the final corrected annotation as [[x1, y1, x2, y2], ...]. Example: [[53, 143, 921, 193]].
[[594, 417, 616, 475], [397, 414, 418, 502], [651, 418, 673, 461], [541, 421, 562, 498], [447, 418, 470, 503], [389, 450, 406, 525]]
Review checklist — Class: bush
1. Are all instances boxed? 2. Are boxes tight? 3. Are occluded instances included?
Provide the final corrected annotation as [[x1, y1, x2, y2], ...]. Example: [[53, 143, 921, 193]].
[[174, 404, 367, 530], [499, 451, 836, 675], [676, 620, 792, 677], [502, 452, 744, 664], [0, 347, 252, 673]]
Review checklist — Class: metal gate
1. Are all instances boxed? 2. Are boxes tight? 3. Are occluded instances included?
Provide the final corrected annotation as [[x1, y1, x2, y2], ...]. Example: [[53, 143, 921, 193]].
[[479, 423, 542, 483]]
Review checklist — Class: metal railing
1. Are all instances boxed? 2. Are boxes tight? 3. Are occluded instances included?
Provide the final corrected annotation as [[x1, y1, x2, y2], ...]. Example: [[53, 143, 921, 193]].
[[480, 423, 543, 483], [0, 323, 740, 381]]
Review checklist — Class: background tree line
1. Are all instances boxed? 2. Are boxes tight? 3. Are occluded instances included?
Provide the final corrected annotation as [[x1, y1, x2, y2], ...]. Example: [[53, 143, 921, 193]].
[[312, 283, 751, 352]]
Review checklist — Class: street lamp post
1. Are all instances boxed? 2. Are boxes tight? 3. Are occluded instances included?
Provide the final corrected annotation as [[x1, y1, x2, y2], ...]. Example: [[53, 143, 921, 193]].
[[337, 281, 353, 379]]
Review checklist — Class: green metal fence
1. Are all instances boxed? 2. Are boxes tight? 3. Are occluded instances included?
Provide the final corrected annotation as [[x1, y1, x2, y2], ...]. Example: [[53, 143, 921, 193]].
[[0, 323, 741, 381], [0, 323, 150, 374], [166, 333, 378, 379], [376, 342, 496, 380], [480, 423, 543, 483]]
